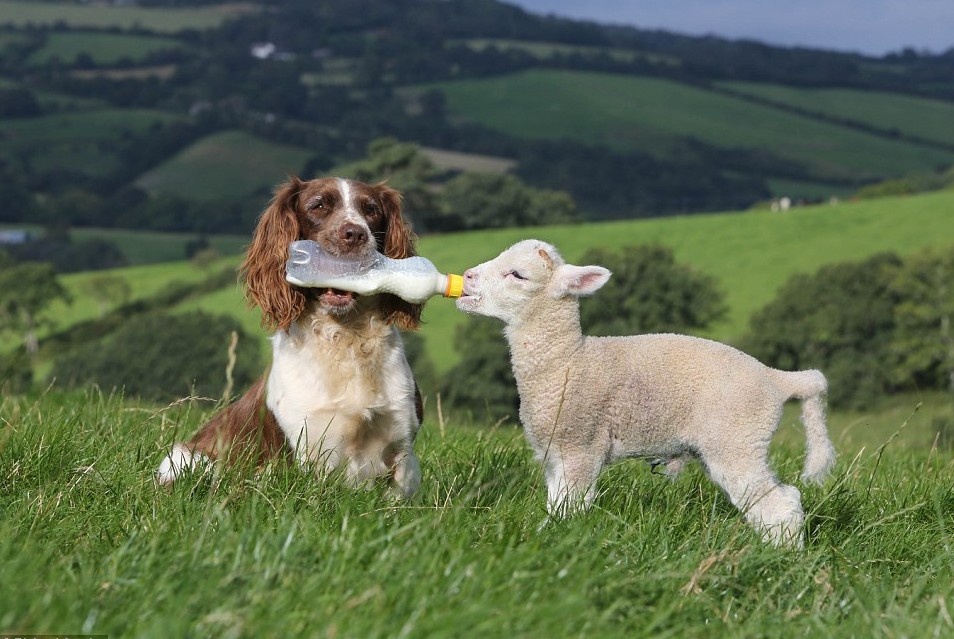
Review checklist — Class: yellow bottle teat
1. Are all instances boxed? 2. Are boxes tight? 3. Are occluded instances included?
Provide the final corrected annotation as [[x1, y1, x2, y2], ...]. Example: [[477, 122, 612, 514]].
[[444, 274, 464, 298]]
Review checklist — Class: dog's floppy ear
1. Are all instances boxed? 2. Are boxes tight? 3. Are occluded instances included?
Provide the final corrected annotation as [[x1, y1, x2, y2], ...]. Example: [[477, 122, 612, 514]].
[[241, 176, 306, 331], [373, 182, 423, 330]]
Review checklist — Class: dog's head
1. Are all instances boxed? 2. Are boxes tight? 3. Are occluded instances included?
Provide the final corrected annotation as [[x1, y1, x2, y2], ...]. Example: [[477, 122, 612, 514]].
[[242, 176, 421, 331]]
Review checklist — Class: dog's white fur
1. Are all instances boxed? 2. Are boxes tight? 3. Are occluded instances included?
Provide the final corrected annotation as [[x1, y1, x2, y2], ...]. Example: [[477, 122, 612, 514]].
[[457, 239, 835, 547]]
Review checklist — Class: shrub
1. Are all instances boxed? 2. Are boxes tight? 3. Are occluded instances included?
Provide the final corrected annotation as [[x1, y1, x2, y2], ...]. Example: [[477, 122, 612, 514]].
[[578, 244, 726, 336], [742, 253, 904, 409], [49, 311, 263, 404]]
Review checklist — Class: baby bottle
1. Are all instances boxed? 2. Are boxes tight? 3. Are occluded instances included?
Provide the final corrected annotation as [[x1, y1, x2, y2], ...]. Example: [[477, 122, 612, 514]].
[[285, 240, 463, 304]]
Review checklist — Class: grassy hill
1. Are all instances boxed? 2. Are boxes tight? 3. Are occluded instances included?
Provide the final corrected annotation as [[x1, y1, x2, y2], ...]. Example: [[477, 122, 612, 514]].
[[431, 70, 954, 190], [0, 0, 259, 32], [0, 108, 181, 177], [720, 81, 954, 147], [134, 130, 315, 202], [38, 188, 954, 381], [25, 32, 189, 67]]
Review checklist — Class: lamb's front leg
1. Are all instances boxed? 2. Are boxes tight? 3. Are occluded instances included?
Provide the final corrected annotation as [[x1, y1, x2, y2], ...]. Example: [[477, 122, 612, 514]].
[[389, 449, 421, 500], [544, 454, 603, 518]]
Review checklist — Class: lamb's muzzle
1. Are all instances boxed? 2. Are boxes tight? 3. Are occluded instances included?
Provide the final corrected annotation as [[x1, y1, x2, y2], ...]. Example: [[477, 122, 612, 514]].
[[457, 239, 836, 548]]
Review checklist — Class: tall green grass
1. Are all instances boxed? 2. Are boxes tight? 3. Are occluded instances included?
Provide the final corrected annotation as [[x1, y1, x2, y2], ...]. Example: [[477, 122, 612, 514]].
[[0, 389, 951, 637]]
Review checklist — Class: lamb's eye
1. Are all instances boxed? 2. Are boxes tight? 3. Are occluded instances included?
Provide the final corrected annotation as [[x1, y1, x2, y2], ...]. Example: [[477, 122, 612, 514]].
[[507, 270, 527, 280]]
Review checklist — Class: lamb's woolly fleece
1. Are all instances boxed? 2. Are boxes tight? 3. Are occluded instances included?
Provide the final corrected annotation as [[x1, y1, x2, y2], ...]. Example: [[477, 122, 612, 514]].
[[457, 239, 836, 547]]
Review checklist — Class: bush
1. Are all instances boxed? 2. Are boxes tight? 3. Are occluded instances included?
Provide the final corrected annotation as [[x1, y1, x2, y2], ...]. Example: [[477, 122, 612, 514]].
[[742, 253, 904, 409], [578, 244, 726, 336], [49, 311, 263, 403], [439, 317, 518, 423]]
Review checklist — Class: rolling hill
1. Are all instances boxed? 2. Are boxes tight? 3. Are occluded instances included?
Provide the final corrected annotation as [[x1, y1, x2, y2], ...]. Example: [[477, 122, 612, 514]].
[[39, 188, 954, 376], [431, 69, 954, 190], [1, 0, 953, 229]]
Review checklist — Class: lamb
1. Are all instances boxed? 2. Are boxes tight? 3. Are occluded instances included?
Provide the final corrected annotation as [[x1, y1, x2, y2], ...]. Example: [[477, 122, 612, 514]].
[[456, 239, 836, 547]]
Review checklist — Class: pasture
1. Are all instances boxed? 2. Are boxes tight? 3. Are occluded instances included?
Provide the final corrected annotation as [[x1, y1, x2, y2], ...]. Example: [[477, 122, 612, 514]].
[[0, 388, 951, 638], [720, 81, 954, 147], [0, 108, 181, 177], [26, 32, 188, 67], [134, 130, 315, 202], [430, 69, 954, 184], [0, 1, 259, 33]]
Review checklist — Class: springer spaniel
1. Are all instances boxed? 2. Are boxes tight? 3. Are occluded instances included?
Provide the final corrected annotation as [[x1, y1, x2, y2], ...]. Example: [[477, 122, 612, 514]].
[[156, 176, 424, 498]]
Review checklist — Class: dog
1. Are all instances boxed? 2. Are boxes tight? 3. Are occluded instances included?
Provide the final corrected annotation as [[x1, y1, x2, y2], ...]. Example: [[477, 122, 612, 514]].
[[156, 176, 424, 498]]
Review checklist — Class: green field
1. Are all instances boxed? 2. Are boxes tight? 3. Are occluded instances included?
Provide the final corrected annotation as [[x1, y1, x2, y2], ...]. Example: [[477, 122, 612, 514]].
[[134, 130, 316, 202], [38, 188, 954, 380], [430, 70, 954, 183], [0, 388, 951, 637], [0, 1, 259, 32], [26, 32, 188, 66], [0, 108, 182, 177], [721, 81, 954, 147]]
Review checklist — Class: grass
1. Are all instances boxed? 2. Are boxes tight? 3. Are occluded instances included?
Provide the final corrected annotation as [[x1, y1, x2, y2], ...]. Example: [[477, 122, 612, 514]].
[[0, 388, 951, 637], [26, 32, 188, 66], [0, 1, 260, 33], [0, 108, 182, 177], [720, 82, 954, 147], [430, 69, 954, 183], [134, 130, 315, 202]]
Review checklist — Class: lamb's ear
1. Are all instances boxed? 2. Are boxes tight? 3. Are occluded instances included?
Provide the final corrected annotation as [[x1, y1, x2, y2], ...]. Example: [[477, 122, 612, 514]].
[[549, 264, 611, 299]]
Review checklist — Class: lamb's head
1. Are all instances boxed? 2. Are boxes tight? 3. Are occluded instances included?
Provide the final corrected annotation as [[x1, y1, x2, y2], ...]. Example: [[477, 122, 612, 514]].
[[457, 239, 611, 325]]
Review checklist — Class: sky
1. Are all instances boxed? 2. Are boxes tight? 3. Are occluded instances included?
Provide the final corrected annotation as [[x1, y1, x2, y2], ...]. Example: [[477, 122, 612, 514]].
[[507, 0, 954, 56]]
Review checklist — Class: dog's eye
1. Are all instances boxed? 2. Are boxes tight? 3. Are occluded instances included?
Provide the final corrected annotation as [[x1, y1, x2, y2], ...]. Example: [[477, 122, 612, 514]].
[[363, 201, 381, 217], [507, 270, 527, 281]]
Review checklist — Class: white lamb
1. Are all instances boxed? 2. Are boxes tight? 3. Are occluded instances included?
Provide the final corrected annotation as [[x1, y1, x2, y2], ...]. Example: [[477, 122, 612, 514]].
[[456, 239, 836, 547]]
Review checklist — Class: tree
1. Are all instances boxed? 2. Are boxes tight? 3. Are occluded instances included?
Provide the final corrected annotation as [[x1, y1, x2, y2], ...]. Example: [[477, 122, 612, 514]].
[[437, 172, 580, 231], [889, 246, 954, 394], [742, 253, 904, 409], [80, 274, 132, 318], [50, 311, 263, 404], [439, 317, 518, 423], [578, 244, 726, 337], [0, 263, 71, 356]]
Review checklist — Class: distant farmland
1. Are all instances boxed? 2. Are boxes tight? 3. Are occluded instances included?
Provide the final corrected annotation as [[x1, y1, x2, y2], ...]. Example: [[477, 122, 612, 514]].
[[431, 69, 954, 184], [26, 32, 188, 66], [0, 1, 259, 32], [134, 130, 314, 202]]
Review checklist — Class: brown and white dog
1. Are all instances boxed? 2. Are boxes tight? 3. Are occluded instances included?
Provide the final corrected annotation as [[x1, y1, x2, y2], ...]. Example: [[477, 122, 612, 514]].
[[156, 176, 424, 498]]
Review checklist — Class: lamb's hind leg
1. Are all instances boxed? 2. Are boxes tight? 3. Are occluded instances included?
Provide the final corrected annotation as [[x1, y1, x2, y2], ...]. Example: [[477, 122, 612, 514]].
[[703, 453, 805, 548]]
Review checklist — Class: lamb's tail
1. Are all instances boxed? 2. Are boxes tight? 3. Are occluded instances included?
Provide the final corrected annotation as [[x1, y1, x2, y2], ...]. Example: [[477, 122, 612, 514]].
[[774, 369, 836, 485]]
